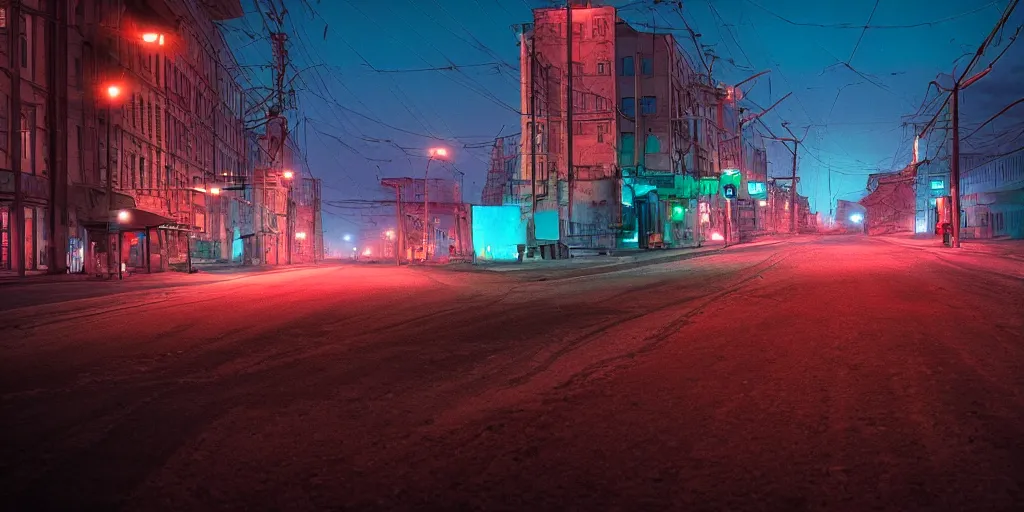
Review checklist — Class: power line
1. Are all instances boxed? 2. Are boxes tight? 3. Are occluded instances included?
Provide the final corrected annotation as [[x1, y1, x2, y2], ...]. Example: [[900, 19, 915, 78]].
[[743, 0, 1002, 30]]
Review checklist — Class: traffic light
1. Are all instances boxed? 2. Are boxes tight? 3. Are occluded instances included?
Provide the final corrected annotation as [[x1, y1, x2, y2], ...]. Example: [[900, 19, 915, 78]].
[[670, 203, 686, 222], [723, 184, 737, 199]]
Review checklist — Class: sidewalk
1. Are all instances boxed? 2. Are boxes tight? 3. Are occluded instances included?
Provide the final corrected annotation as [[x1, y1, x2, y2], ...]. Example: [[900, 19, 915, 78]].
[[0, 262, 325, 287], [447, 236, 793, 281], [878, 234, 1024, 260]]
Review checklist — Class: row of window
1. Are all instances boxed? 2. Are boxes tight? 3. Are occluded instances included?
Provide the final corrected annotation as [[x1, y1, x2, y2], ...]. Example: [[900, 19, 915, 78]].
[[621, 96, 658, 117], [568, 56, 655, 78], [547, 16, 612, 40], [961, 153, 1024, 192]]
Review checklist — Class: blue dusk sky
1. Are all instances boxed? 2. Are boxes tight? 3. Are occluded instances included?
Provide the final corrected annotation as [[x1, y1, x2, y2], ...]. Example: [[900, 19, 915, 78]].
[[221, 0, 1024, 245]]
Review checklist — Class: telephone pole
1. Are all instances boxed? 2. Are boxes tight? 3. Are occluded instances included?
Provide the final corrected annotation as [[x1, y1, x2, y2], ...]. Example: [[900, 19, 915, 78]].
[[565, 0, 574, 229], [529, 28, 538, 242], [916, 0, 1018, 248], [790, 141, 798, 233]]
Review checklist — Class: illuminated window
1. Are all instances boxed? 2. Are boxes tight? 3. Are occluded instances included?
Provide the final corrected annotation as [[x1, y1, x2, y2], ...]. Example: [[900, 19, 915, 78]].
[[929, 179, 944, 190]]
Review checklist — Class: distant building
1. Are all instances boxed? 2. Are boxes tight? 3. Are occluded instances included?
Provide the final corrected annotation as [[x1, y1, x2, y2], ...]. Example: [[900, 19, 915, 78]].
[[480, 134, 520, 206], [861, 165, 917, 235], [517, 2, 750, 251]]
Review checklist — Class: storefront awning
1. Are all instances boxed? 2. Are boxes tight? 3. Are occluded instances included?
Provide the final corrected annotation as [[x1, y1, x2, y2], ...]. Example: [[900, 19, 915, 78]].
[[115, 208, 175, 230], [72, 185, 136, 225]]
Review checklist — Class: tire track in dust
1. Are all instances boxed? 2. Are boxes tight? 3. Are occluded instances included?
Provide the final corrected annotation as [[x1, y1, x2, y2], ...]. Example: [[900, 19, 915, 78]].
[[553, 249, 793, 391], [505, 249, 794, 388]]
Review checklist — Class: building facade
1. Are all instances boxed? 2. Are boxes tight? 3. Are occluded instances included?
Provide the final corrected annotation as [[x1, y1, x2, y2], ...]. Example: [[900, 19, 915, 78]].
[[2, 0, 313, 278], [518, 3, 760, 252], [960, 150, 1024, 239]]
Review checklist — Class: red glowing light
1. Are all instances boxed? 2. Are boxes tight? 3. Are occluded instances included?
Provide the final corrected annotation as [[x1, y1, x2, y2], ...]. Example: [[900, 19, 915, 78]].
[[710, 232, 725, 241], [429, 147, 449, 158], [282, 170, 294, 179], [106, 85, 122, 99]]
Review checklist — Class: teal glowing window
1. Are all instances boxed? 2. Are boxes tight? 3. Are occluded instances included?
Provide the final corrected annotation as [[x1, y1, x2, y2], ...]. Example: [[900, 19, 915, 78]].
[[929, 179, 944, 190]]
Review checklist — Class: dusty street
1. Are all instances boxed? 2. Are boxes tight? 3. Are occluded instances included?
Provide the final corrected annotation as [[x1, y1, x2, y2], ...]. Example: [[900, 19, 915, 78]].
[[2, 235, 1023, 511]]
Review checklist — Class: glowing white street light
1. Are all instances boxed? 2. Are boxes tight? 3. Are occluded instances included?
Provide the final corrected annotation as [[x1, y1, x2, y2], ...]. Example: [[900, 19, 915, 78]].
[[423, 147, 451, 261]]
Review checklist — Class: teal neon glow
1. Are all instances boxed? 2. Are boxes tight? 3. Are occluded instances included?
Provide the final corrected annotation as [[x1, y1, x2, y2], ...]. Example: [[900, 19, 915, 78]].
[[471, 205, 527, 261]]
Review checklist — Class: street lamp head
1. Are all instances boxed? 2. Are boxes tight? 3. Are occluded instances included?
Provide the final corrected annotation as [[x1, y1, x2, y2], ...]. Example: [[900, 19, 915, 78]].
[[106, 85, 122, 99], [209, 187, 221, 195], [429, 147, 448, 158], [282, 170, 295, 179], [295, 232, 307, 240], [117, 210, 130, 223]]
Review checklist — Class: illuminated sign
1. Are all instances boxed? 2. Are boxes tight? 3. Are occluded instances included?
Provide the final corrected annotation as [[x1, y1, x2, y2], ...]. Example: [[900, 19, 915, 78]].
[[929, 179, 945, 190], [747, 181, 767, 198]]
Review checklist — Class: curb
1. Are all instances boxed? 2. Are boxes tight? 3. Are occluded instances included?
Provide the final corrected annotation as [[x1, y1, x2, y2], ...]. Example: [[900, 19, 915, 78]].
[[0, 263, 328, 287]]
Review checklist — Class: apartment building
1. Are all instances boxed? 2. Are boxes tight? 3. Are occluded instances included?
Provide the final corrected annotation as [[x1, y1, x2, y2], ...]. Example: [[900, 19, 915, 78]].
[[519, 2, 741, 251], [1, 0, 303, 277]]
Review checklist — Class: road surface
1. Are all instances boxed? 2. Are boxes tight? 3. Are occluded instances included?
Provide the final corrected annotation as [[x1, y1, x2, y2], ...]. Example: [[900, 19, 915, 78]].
[[2, 235, 1023, 511]]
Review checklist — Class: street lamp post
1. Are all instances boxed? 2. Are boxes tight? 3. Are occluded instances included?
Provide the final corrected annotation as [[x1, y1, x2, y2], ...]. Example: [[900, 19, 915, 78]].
[[283, 170, 295, 264], [104, 84, 122, 279], [423, 148, 448, 262]]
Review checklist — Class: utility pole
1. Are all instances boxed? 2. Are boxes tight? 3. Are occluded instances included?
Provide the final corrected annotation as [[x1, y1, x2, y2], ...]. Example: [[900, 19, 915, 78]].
[[790, 141, 798, 233], [565, 0, 574, 229], [268, 29, 292, 264], [634, 52, 642, 169], [393, 183, 403, 265], [529, 29, 538, 243], [8, 0, 24, 276], [828, 157, 833, 226], [917, 0, 1018, 247], [949, 80, 963, 248]]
